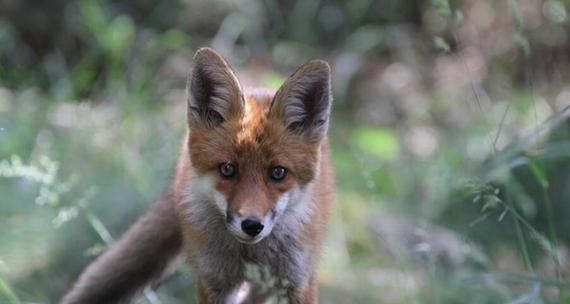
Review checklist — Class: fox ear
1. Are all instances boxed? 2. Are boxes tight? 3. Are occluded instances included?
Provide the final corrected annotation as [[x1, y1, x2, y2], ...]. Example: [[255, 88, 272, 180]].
[[187, 48, 244, 129], [270, 60, 332, 143]]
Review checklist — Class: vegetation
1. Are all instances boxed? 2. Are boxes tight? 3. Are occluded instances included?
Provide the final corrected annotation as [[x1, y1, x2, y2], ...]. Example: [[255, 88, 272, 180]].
[[1, 0, 570, 302]]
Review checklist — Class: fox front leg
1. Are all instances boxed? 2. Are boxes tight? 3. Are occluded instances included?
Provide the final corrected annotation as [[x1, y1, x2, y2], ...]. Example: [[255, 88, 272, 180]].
[[197, 279, 248, 304], [285, 274, 318, 304]]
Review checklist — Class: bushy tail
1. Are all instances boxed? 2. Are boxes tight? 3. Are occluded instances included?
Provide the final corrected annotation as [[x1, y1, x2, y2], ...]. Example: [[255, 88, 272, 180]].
[[61, 195, 183, 304]]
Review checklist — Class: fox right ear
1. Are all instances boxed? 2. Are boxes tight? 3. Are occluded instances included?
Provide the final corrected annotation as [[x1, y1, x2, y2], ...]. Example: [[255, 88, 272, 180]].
[[270, 60, 332, 144], [187, 48, 244, 129]]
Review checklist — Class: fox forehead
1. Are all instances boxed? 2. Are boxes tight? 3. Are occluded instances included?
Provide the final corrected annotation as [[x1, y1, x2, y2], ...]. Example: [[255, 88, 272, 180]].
[[236, 89, 274, 148], [188, 88, 319, 185]]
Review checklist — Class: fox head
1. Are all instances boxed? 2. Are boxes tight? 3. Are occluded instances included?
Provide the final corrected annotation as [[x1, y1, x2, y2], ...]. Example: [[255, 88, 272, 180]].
[[184, 48, 332, 244]]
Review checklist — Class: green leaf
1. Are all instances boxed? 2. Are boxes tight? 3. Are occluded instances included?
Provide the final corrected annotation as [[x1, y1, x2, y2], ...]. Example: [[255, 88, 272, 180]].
[[432, 0, 451, 17], [106, 15, 135, 57], [509, 0, 525, 30], [455, 10, 464, 27], [434, 36, 451, 53], [513, 32, 531, 57], [79, 0, 108, 44], [528, 160, 549, 189]]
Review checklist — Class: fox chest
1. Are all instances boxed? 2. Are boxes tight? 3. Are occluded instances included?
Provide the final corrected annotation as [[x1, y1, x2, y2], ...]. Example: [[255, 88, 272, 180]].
[[194, 234, 310, 295]]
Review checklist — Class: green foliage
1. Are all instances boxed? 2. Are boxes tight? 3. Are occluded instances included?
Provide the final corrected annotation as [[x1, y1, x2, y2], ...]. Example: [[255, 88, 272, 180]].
[[509, 0, 531, 57], [432, 0, 451, 18], [434, 36, 451, 53], [509, 0, 525, 30], [454, 10, 464, 27], [351, 127, 398, 160]]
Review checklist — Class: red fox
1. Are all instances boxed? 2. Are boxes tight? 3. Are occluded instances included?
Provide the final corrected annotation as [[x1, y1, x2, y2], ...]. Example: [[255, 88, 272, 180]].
[[61, 48, 335, 304]]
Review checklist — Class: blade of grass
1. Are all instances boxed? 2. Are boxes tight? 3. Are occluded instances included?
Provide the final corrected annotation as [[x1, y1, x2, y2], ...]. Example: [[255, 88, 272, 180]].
[[493, 103, 512, 151], [514, 217, 534, 273], [0, 275, 21, 304]]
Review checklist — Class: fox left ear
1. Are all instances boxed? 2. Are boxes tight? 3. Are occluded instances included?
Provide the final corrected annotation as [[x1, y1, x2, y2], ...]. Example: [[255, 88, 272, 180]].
[[187, 48, 244, 129], [270, 60, 332, 143]]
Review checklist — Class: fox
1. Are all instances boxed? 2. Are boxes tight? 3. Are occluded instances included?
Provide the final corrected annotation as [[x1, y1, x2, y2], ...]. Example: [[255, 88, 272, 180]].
[[61, 47, 335, 304]]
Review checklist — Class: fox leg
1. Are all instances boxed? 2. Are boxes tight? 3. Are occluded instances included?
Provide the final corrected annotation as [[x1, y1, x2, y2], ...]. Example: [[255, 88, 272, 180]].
[[196, 279, 226, 304], [197, 279, 211, 304], [197, 278, 244, 304], [286, 274, 318, 304]]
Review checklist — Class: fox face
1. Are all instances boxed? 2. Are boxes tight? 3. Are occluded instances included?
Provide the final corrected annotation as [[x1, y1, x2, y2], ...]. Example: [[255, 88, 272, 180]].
[[184, 48, 332, 244]]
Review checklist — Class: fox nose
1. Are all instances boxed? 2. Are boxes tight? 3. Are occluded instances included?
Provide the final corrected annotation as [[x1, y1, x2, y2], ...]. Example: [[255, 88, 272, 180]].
[[241, 218, 264, 237]]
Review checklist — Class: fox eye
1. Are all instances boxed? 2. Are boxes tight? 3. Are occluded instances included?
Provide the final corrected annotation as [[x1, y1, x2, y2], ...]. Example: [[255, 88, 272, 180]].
[[219, 162, 236, 178], [269, 166, 287, 181]]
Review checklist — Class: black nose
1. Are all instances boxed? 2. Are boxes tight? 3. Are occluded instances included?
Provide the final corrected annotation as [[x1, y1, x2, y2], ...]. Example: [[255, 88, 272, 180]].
[[241, 218, 264, 237]]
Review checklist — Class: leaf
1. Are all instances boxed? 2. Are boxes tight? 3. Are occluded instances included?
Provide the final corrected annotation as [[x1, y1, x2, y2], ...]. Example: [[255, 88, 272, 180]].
[[509, 0, 525, 30], [432, 0, 451, 17], [455, 10, 464, 27], [79, 0, 108, 43], [527, 160, 549, 189], [434, 36, 451, 53], [513, 32, 531, 58], [106, 16, 135, 57]]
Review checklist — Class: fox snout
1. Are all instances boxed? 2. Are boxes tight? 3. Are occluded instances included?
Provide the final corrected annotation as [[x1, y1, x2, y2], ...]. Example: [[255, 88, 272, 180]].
[[225, 210, 276, 244], [240, 218, 264, 237]]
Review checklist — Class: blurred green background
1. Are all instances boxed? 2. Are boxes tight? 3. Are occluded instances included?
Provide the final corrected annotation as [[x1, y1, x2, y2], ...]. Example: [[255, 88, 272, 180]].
[[1, 0, 570, 303]]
